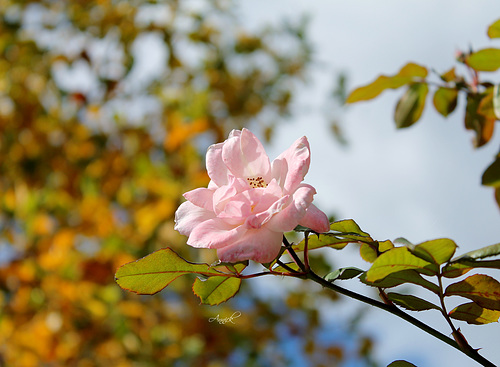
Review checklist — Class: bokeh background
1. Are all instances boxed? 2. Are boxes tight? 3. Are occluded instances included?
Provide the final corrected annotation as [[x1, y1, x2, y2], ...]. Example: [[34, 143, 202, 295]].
[[0, 1, 499, 366]]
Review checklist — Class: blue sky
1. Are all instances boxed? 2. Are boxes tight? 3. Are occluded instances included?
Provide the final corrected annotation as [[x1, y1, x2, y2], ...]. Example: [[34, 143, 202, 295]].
[[241, 1, 500, 366]]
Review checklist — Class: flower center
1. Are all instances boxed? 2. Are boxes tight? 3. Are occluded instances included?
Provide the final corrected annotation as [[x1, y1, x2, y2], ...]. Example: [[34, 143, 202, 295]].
[[247, 176, 267, 188]]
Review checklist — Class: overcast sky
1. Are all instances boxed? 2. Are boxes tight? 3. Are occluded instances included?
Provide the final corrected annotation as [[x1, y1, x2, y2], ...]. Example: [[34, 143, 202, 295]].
[[240, 2, 500, 366]]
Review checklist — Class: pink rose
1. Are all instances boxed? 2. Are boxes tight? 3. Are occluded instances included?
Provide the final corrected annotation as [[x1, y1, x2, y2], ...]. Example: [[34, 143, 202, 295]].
[[174, 128, 330, 263]]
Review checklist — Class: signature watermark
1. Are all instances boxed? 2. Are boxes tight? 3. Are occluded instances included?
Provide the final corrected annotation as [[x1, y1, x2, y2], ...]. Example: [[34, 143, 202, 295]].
[[208, 311, 242, 324]]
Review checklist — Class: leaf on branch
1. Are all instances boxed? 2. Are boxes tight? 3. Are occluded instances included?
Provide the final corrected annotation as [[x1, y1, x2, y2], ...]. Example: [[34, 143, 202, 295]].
[[365, 247, 438, 282], [482, 157, 500, 187], [465, 93, 496, 147], [212, 261, 248, 275], [386, 292, 441, 311], [192, 276, 241, 305], [346, 62, 427, 103], [440, 67, 457, 83], [325, 267, 364, 282], [449, 302, 500, 325], [487, 19, 500, 39], [115, 248, 226, 295], [444, 274, 500, 311], [293, 219, 373, 252], [394, 83, 428, 128], [360, 269, 440, 294], [360, 240, 394, 263], [387, 361, 418, 367], [493, 84, 500, 119], [442, 259, 500, 278], [272, 262, 301, 273], [467, 48, 500, 71], [433, 87, 458, 117], [452, 242, 500, 261], [410, 238, 457, 266]]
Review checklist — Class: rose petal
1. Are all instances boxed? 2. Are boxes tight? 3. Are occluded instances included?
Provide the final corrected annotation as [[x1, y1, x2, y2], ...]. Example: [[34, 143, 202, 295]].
[[213, 177, 249, 215], [271, 136, 310, 193], [299, 203, 330, 233], [245, 194, 290, 229], [183, 188, 214, 211], [222, 128, 271, 182], [206, 141, 228, 187], [188, 218, 247, 249], [174, 201, 214, 236], [266, 184, 316, 232], [216, 227, 283, 263]]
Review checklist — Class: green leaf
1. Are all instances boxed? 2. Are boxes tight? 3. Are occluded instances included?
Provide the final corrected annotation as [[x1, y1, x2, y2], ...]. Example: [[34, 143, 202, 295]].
[[442, 259, 500, 278], [433, 87, 458, 117], [394, 83, 428, 128], [360, 242, 378, 263], [465, 93, 495, 147], [365, 247, 437, 282], [359, 240, 394, 263], [325, 267, 364, 282], [488, 19, 500, 39], [272, 262, 301, 273], [467, 48, 500, 71], [411, 238, 457, 265], [440, 67, 456, 83], [214, 261, 248, 275], [387, 361, 417, 367], [115, 248, 223, 295], [493, 85, 500, 119], [386, 292, 441, 311], [346, 63, 427, 103], [192, 276, 241, 305], [293, 219, 372, 252], [452, 242, 500, 261], [449, 302, 500, 325], [482, 157, 500, 187], [360, 269, 440, 294], [445, 274, 500, 310]]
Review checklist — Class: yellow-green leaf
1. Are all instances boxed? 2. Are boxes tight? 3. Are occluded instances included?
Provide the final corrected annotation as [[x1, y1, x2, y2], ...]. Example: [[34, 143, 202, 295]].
[[360, 269, 439, 294], [487, 19, 500, 39], [293, 219, 372, 252], [445, 274, 500, 310], [346, 63, 427, 103], [482, 157, 500, 187], [442, 259, 500, 278], [387, 292, 440, 311], [394, 83, 428, 128], [465, 93, 496, 147], [493, 84, 500, 119], [411, 238, 457, 265], [325, 267, 364, 282], [359, 240, 394, 263], [115, 248, 222, 295], [192, 276, 241, 305], [433, 87, 458, 117], [449, 302, 500, 325], [452, 242, 500, 261], [467, 48, 500, 71], [440, 67, 456, 83], [365, 247, 437, 282]]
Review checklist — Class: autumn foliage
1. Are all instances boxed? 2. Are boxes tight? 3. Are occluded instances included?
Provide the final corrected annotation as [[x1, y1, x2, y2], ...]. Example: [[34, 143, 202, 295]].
[[0, 1, 376, 366]]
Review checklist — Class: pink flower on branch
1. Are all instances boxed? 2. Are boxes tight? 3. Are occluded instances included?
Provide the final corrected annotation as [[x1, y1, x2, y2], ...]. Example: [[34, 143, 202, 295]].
[[174, 128, 329, 263]]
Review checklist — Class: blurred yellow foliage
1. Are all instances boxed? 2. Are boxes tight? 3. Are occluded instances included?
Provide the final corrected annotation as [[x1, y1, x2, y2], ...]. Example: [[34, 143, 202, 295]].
[[0, 1, 374, 366]]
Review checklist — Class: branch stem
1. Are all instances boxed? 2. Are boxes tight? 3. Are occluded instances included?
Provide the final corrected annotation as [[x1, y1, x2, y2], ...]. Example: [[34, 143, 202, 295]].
[[281, 237, 495, 367]]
